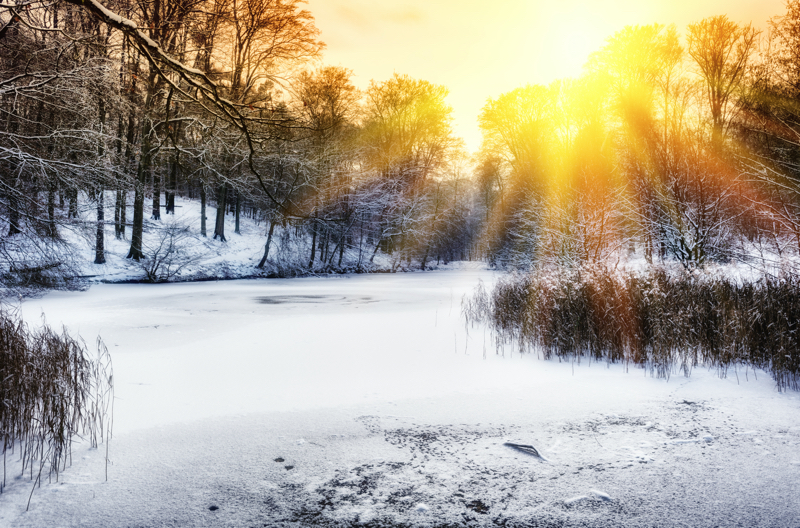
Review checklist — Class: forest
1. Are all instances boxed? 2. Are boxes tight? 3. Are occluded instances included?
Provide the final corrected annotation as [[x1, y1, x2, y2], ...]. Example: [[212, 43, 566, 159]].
[[2, 0, 800, 289]]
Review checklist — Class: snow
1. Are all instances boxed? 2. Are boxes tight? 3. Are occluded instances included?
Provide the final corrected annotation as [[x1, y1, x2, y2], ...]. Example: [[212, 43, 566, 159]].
[[64, 194, 281, 283], [589, 489, 612, 501], [61, 192, 466, 284], [1, 269, 800, 526]]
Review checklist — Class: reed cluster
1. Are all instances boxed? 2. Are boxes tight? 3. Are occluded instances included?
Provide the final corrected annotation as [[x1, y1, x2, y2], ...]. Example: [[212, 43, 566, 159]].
[[464, 266, 800, 391], [0, 309, 113, 505]]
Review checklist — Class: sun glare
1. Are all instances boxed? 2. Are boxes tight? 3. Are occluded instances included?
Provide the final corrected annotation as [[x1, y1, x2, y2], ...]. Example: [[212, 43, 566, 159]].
[[311, 0, 787, 152]]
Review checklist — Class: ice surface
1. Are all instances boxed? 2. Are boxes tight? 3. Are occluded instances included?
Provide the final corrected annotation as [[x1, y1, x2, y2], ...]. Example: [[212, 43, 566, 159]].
[[1, 270, 799, 527]]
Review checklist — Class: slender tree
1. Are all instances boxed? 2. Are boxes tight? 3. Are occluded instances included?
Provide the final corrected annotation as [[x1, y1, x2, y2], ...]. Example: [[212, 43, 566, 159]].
[[687, 15, 758, 147]]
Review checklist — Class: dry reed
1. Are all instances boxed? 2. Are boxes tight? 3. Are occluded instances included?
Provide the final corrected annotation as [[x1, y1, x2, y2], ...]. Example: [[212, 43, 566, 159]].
[[464, 266, 800, 391], [0, 308, 113, 508]]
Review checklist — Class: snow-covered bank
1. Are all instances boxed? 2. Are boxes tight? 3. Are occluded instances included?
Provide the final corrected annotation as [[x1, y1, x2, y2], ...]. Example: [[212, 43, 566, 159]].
[[56, 194, 475, 287], [2, 270, 800, 527]]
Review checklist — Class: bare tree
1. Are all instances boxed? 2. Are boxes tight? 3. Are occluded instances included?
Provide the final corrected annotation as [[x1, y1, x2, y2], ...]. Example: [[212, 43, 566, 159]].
[[359, 74, 458, 262], [687, 15, 758, 147], [0, 0, 125, 283]]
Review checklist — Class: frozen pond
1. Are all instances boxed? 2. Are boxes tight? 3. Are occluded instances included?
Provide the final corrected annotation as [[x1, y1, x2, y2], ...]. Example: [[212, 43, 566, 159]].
[[2, 270, 800, 527]]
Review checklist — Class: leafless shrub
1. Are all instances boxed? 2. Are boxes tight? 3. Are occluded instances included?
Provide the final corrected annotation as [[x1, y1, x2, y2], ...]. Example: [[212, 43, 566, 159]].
[[0, 235, 86, 296], [139, 223, 203, 283], [466, 265, 800, 391], [0, 309, 113, 508]]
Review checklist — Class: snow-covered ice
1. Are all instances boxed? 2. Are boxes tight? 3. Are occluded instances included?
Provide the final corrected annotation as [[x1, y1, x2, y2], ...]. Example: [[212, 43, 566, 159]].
[[1, 269, 799, 527]]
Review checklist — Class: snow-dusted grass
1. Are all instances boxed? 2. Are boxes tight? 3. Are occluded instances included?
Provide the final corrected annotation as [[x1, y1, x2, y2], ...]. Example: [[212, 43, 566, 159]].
[[1, 270, 799, 527]]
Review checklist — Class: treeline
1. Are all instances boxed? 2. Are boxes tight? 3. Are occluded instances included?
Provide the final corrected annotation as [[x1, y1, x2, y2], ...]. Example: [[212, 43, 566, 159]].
[[4, 2, 800, 288], [477, 6, 800, 272], [0, 0, 477, 288]]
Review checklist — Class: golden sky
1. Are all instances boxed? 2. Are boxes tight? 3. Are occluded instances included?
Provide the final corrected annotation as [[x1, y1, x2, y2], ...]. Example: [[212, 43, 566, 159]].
[[306, 0, 787, 153]]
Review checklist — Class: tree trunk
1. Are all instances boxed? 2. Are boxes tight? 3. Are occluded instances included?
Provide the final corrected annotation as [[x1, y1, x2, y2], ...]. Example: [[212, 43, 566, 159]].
[[117, 102, 135, 240], [127, 129, 150, 260], [370, 235, 382, 264], [68, 187, 78, 219], [95, 97, 107, 263], [166, 154, 177, 214], [7, 188, 20, 237], [257, 220, 276, 268], [151, 172, 161, 220], [47, 181, 57, 238], [94, 188, 106, 264], [114, 192, 121, 238], [114, 190, 126, 239], [127, 167, 146, 260], [327, 229, 346, 267], [357, 214, 365, 268], [321, 226, 328, 263], [308, 220, 317, 268], [234, 190, 241, 234], [213, 184, 227, 241], [200, 184, 207, 237], [129, 70, 158, 260]]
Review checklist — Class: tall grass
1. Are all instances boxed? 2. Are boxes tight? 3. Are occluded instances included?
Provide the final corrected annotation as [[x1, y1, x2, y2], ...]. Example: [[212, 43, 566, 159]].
[[0, 308, 113, 507], [464, 265, 800, 391]]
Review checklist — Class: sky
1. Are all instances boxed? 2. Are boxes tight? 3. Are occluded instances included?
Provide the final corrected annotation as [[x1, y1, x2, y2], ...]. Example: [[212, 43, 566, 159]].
[[306, 0, 787, 153]]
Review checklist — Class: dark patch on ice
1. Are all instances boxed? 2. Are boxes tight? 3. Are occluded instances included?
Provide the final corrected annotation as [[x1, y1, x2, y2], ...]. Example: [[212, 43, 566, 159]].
[[254, 295, 375, 305], [255, 295, 329, 304], [383, 423, 509, 460], [465, 499, 490, 514]]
